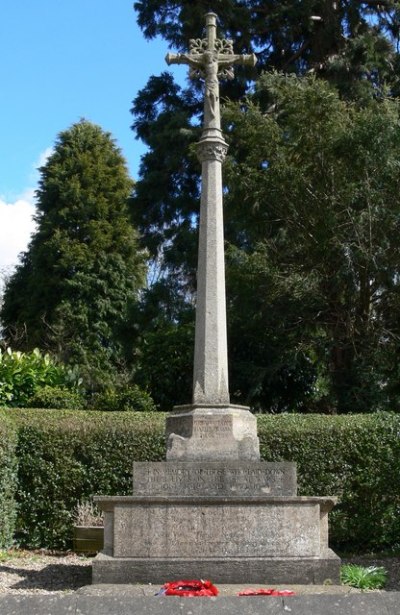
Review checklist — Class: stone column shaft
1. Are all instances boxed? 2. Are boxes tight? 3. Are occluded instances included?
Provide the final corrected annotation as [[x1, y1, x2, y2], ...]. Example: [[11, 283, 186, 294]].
[[164, 12, 260, 461], [193, 139, 229, 405]]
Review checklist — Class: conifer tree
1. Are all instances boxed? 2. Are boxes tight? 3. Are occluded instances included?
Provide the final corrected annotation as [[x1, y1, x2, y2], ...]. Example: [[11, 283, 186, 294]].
[[131, 0, 400, 278], [129, 1, 400, 411], [1, 120, 146, 390]]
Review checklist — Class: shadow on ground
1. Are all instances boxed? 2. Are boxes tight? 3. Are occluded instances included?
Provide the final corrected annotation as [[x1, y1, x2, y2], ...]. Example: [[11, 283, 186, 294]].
[[0, 563, 92, 592]]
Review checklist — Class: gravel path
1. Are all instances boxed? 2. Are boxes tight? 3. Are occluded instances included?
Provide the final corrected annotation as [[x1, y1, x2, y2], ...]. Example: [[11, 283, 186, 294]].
[[0, 551, 92, 595], [0, 551, 399, 595]]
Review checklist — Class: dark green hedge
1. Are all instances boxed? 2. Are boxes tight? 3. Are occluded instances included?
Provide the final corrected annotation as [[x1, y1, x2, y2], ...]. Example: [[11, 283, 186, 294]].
[[258, 413, 400, 552], [0, 410, 18, 548], [10, 410, 164, 548], [1, 410, 400, 552]]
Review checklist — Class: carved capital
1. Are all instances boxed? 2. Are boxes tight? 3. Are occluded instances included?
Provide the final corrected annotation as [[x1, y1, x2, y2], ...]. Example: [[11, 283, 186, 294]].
[[197, 140, 228, 162]]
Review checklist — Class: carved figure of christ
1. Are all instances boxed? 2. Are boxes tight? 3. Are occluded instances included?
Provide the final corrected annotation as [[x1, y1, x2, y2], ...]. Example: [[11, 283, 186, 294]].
[[166, 13, 256, 406], [166, 13, 256, 135]]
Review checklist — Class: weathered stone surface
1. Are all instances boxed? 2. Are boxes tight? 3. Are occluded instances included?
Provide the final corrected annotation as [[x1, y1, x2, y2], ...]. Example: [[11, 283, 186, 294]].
[[166, 405, 260, 461], [133, 461, 297, 496], [79, 583, 360, 596], [2, 592, 399, 615], [78, 594, 283, 615], [192, 148, 230, 406], [91, 13, 340, 590], [94, 594, 278, 615], [94, 495, 339, 583], [166, 16, 256, 422], [98, 496, 331, 560], [278, 594, 391, 615], [0, 595, 76, 615], [92, 551, 340, 585]]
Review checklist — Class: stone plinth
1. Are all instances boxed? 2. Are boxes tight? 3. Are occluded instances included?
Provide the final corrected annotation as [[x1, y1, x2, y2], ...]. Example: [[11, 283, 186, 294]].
[[93, 495, 340, 585], [133, 461, 297, 496], [166, 404, 260, 461]]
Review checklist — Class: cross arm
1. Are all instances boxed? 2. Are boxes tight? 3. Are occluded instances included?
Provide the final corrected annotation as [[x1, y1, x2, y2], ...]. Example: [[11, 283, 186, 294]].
[[217, 53, 257, 68], [165, 52, 203, 69]]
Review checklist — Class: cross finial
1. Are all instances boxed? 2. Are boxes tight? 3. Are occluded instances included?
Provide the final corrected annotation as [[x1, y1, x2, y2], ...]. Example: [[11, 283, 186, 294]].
[[205, 12, 217, 50], [166, 12, 256, 138]]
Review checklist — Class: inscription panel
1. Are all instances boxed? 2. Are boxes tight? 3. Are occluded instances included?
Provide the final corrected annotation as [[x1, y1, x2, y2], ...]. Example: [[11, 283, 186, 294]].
[[165, 405, 260, 461], [133, 461, 297, 496], [192, 417, 232, 438], [113, 501, 319, 558]]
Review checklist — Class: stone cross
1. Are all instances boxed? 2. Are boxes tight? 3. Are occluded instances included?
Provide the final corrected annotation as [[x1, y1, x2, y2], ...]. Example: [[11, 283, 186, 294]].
[[166, 13, 256, 406]]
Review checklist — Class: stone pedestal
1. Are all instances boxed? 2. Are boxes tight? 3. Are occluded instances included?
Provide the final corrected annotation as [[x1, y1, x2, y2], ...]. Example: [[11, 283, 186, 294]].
[[93, 460, 340, 585], [166, 405, 260, 461], [93, 492, 340, 585]]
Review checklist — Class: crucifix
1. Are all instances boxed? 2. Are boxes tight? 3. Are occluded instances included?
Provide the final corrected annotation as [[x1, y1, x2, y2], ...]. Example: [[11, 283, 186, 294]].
[[166, 13, 256, 407], [166, 13, 256, 141]]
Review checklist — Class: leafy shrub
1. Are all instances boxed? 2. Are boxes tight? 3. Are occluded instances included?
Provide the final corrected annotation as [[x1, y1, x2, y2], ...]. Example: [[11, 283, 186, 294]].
[[26, 386, 85, 410], [0, 348, 81, 408], [0, 412, 18, 548], [117, 386, 156, 412], [258, 412, 400, 552], [341, 565, 388, 589], [11, 409, 164, 548], [89, 389, 118, 411], [134, 322, 194, 411], [89, 385, 156, 412]]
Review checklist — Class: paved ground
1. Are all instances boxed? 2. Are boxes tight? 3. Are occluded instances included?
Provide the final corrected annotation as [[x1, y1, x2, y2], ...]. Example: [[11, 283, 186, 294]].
[[1, 551, 399, 594], [79, 582, 362, 595], [1, 551, 399, 613], [1, 589, 400, 615]]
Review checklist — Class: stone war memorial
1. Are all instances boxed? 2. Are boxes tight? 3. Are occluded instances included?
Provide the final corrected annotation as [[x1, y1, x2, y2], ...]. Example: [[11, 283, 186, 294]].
[[93, 12, 340, 585]]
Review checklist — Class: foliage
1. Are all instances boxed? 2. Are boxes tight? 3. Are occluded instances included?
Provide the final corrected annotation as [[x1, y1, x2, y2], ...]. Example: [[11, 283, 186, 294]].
[[27, 386, 85, 410], [125, 279, 195, 410], [341, 564, 388, 589], [89, 385, 156, 412], [0, 120, 146, 393], [0, 412, 18, 548], [0, 410, 399, 551], [134, 321, 194, 410], [226, 246, 318, 412], [10, 409, 164, 548], [258, 412, 400, 552], [133, 284, 195, 410], [0, 347, 80, 408], [129, 3, 400, 412], [0, 267, 12, 316], [135, 0, 400, 96], [223, 73, 400, 412], [131, 73, 201, 264], [131, 0, 400, 262]]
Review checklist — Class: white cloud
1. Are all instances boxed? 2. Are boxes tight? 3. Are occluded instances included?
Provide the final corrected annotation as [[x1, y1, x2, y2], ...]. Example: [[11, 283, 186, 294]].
[[0, 194, 37, 273], [29, 147, 54, 184], [37, 147, 54, 168], [0, 147, 53, 277]]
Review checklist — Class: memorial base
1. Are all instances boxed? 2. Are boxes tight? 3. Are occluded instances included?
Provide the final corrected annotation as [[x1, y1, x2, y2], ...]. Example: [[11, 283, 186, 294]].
[[92, 552, 340, 585], [93, 494, 340, 585]]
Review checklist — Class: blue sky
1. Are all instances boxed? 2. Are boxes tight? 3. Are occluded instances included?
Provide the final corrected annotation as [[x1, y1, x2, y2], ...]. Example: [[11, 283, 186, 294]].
[[0, 1, 183, 273]]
